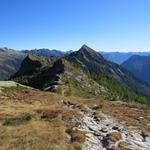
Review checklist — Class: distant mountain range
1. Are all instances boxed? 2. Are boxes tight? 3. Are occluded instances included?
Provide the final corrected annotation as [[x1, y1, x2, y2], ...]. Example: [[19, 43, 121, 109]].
[[101, 51, 150, 64], [22, 49, 73, 57], [122, 55, 150, 84], [11, 45, 150, 105], [0, 48, 26, 80]]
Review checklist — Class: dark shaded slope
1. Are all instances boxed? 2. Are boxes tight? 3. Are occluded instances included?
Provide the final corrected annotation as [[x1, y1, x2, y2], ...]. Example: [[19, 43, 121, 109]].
[[11, 54, 57, 87], [26, 59, 65, 89], [122, 55, 150, 84]]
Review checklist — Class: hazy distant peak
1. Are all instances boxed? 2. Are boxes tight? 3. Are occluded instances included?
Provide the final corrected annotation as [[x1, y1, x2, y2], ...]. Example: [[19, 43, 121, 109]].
[[0, 47, 15, 53]]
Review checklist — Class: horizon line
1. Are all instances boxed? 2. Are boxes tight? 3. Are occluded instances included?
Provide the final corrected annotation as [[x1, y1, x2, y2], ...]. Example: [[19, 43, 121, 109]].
[[1, 46, 150, 53]]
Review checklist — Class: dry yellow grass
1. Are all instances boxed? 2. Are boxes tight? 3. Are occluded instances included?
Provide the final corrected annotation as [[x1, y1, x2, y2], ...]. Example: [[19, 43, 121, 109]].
[[0, 89, 84, 150]]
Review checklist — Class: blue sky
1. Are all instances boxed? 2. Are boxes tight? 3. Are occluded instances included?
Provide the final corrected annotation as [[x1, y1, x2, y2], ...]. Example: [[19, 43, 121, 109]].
[[0, 0, 150, 52]]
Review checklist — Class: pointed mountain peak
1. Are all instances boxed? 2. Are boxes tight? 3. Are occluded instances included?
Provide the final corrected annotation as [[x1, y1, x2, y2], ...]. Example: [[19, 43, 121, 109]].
[[80, 44, 96, 53], [81, 44, 90, 49], [77, 44, 104, 60]]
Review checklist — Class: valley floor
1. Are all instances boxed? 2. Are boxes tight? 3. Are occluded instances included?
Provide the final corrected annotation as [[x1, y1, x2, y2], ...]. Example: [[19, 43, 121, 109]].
[[0, 88, 149, 150]]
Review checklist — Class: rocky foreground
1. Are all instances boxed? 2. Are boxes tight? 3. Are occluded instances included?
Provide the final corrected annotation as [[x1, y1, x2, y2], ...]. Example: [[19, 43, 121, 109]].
[[81, 112, 150, 150], [63, 100, 150, 150]]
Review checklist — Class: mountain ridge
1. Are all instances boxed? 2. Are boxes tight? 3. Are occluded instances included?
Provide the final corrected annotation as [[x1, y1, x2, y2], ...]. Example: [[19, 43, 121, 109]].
[[11, 45, 150, 106]]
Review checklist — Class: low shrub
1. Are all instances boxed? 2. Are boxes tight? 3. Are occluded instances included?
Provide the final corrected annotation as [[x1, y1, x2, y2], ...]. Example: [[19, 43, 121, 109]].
[[36, 109, 62, 120], [107, 132, 122, 142], [73, 142, 82, 150], [3, 113, 32, 126], [66, 128, 85, 143], [92, 104, 103, 110]]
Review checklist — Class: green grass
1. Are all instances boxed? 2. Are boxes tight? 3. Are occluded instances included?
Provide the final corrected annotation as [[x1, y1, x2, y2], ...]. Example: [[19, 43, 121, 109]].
[[90, 74, 150, 107], [3, 113, 32, 126], [0, 81, 33, 94], [73, 142, 82, 150], [0, 81, 31, 88], [62, 76, 101, 98]]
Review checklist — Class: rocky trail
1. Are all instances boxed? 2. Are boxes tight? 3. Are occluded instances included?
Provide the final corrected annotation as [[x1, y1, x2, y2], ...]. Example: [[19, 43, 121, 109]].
[[81, 112, 150, 150], [63, 100, 150, 150]]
